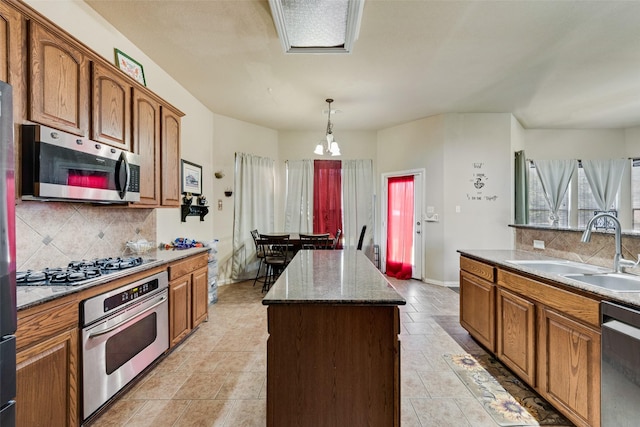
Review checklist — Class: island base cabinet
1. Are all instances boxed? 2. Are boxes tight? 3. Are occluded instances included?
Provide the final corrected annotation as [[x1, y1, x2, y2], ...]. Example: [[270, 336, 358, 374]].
[[266, 304, 400, 427], [16, 328, 78, 427], [538, 307, 601, 427]]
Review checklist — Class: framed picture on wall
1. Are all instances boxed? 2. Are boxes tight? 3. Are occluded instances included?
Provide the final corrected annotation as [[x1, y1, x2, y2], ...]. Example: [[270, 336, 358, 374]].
[[114, 48, 146, 86], [181, 160, 202, 195]]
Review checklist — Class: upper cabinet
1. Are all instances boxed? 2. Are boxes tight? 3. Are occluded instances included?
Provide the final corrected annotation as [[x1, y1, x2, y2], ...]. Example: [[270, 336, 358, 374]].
[[0, 1, 26, 122], [161, 107, 181, 207], [132, 88, 160, 206], [28, 20, 90, 137], [91, 62, 132, 151]]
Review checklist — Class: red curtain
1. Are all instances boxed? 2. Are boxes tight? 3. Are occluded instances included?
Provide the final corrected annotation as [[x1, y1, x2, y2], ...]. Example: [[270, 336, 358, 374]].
[[386, 175, 414, 279], [314, 160, 343, 236]]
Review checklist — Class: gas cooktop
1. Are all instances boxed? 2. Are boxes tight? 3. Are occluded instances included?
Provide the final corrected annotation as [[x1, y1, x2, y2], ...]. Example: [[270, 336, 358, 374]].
[[17, 256, 145, 286]]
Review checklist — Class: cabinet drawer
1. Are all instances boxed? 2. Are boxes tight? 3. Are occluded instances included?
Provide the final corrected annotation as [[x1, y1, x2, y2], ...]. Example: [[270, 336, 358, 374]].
[[460, 256, 495, 282], [17, 300, 78, 351], [497, 269, 600, 328], [168, 252, 208, 280]]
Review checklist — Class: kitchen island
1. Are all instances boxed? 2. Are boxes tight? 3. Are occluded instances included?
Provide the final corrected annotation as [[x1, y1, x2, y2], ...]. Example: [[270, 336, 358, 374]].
[[262, 249, 405, 427]]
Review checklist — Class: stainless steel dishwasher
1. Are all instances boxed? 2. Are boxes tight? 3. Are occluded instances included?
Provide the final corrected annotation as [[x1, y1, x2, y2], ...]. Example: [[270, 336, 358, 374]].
[[601, 301, 640, 427]]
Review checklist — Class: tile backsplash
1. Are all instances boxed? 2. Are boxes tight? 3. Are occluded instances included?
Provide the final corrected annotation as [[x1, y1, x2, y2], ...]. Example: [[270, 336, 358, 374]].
[[515, 226, 640, 272], [16, 201, 156, 271]]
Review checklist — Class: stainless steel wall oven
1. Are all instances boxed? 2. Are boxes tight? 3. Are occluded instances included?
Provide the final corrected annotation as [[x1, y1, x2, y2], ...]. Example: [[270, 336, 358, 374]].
[[81, 271, 168, 420]]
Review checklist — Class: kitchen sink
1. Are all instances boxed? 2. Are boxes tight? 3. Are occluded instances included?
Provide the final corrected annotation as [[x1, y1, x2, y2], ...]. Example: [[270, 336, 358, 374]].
[[504, 259, 610, 275], [562, 273, 640, 292]]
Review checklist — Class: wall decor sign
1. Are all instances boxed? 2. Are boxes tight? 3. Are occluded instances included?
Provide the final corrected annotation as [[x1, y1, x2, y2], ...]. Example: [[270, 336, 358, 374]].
[[181, 160, 203, 196], [467, 161, 498, 201], [114, 48, 146, 86]]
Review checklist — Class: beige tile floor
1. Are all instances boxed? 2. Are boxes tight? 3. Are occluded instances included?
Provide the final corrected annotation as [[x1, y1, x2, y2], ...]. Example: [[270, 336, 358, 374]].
[[89, 277, 551, 426]]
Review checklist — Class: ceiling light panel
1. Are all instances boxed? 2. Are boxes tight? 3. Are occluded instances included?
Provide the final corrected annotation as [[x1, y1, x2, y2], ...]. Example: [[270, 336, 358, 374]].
[[269, 0, 364, 54]]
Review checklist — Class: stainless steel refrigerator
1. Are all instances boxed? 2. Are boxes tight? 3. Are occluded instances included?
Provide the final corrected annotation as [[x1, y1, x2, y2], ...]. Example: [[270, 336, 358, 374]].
[[0, 80, 16, 426]]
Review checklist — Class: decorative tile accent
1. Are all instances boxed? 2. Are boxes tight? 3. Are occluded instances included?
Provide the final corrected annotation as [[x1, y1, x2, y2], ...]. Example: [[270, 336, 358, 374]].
[[16, 201, 155, 271]]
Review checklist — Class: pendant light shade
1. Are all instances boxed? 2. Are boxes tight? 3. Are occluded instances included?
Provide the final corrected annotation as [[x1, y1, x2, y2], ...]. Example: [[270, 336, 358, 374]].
[[315, 98, 342, 156]]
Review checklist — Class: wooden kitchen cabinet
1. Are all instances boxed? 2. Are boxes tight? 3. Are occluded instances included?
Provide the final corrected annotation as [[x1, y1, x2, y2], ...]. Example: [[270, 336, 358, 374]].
[[91, 61, 132, 150], [496, 267, 601, 427], [28, 20, 90, 137], [538, 307, 601, 427], [169, 275, 191, 347], [496, 287, 536, 385], [459, 257, 496, 352], [168, 252, 209, 347], [161, 106, 181, 207], [132, 88, 161, 206], [16, 298, 79, 427], [0, 1, 26, 123]]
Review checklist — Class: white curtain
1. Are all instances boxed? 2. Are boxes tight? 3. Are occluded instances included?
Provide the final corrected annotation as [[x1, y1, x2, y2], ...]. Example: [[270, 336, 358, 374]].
[[284, 160, 314, 233], [581, 159, 627, 210], [231, 152, 275, 280], [342, 159, 374, 252], [533, 159, 577, 225]]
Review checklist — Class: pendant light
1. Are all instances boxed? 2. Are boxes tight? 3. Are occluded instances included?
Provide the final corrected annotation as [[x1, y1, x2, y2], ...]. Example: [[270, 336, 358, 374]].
[[314, 98, 342, 156]]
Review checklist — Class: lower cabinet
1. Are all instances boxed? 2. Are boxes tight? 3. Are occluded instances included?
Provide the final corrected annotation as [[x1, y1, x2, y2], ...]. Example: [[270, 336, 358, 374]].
[[168, 252, 209, 348], [16, 297, 79, 427], [459, 256, 602, 427], [496, 287, 536, 386], [460, 270, 495, 351], [538, 307, 601, 427]]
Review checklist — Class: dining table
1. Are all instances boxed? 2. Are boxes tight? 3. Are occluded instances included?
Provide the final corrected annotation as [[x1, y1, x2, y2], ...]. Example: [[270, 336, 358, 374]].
[[257, 232, 335, 252]]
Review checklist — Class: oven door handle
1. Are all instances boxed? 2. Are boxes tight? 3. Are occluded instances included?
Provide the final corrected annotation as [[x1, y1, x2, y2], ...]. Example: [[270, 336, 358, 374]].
[[88, 296, 167, 339], [115, 151, 130, 200]]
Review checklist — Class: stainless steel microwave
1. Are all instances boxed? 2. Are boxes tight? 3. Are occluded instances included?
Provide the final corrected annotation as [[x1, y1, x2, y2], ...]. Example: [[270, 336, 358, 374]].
[[21, 124, 141, 203]]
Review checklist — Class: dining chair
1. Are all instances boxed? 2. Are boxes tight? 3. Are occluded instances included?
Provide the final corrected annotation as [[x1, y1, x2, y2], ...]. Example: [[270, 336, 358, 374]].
[[259, 234, 291, 292], [357, 225, 367, 250], [331, 229, 342, 249], [300, 233, 332, 250], [250, 229, 266, 287]]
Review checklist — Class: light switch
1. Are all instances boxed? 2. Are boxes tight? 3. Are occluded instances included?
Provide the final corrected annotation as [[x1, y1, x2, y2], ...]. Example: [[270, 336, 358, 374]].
[[218, 199, 223, 210]]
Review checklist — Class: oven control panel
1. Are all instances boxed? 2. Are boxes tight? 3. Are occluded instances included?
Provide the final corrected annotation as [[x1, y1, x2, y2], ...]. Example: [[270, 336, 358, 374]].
[[104, 280, 159, 312], [81, 271, 169, 326]]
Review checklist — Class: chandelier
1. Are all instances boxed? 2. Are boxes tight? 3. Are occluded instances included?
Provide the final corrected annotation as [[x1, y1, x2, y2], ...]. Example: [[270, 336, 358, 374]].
[[314, 98, 341, 156]]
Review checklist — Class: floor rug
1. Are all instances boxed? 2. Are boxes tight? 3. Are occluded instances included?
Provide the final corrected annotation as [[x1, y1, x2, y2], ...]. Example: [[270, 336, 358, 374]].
[[443, 353, 574, 426]]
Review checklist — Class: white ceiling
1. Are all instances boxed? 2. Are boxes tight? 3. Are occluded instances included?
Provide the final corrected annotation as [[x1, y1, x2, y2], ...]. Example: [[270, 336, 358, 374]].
[[83, 0, 640, 132]]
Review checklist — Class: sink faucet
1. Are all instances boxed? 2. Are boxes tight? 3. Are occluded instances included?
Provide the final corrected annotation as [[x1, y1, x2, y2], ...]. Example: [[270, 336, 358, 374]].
[[581, 212, 638, 273]]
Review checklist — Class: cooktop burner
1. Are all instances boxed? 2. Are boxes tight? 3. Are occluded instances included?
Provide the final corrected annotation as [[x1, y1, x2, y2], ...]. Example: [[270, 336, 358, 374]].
[[17, 256, 144, 286]]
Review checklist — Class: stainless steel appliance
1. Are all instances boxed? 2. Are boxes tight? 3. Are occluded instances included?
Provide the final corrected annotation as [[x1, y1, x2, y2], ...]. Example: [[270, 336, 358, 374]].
[[16, 256, 146, 287], [601, 301, 640, 426], [81, 270, 169, 420], [0, 80, 16, 426], [21, 124, 141, 203]]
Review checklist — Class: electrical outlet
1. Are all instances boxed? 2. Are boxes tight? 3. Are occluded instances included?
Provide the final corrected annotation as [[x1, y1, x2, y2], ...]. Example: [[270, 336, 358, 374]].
[[533, 240, 545, 250]]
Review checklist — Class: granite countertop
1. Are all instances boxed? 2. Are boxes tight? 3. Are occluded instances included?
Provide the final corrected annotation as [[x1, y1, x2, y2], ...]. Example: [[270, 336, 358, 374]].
[[458, 249, 640, 308], [17, 247, 210, 310], [262, 249, 406, 306]]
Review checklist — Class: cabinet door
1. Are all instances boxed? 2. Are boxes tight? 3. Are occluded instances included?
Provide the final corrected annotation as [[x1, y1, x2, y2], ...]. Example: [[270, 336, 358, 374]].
[[191, 266, 209, 328], [29, 21, 89, 136], [169, 276, 191, 348], [16, 328, 79, 427], [0, 1, 25, 122], [132, 88, 160, 206], [460, 270, 495, 351], [161, 107, 181, 206], [538, 307, 601, 427], [496, 288, 536, 385], [91, 62, 132, 150]]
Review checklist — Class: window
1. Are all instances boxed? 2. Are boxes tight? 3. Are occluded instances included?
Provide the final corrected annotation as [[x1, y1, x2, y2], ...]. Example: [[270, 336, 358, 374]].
[[527, 163, 569, 226]]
